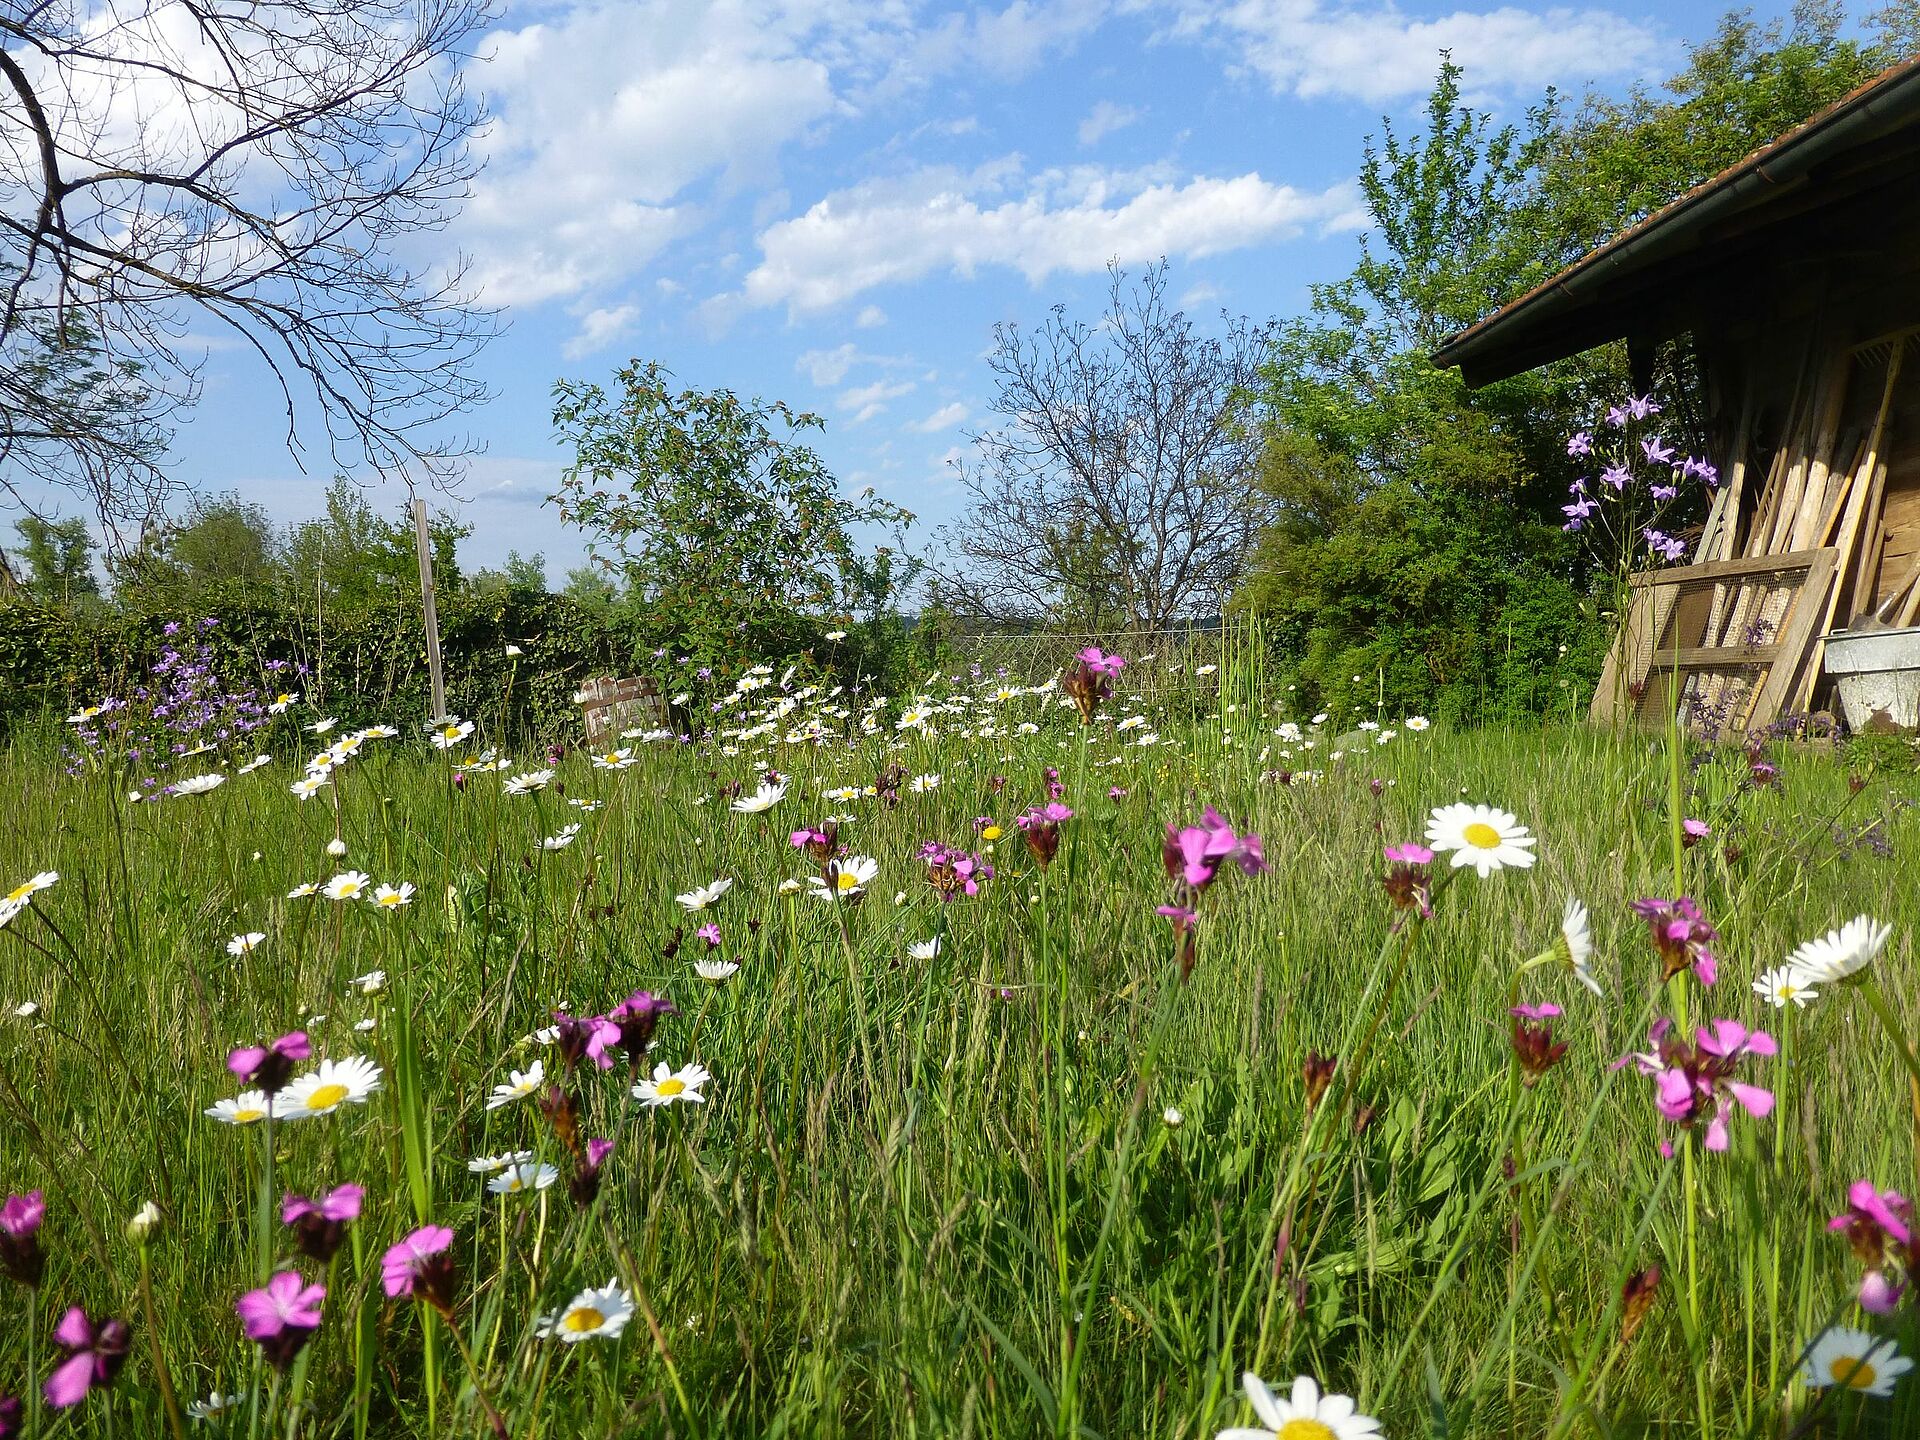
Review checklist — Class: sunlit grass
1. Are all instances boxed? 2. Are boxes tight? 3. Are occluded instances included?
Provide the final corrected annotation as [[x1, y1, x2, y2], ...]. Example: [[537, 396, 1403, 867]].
[[0, 675, 1916, 1437]]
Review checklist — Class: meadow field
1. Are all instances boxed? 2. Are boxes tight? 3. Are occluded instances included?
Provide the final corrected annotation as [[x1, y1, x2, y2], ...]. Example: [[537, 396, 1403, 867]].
[[1, 643, 1917, 1439]]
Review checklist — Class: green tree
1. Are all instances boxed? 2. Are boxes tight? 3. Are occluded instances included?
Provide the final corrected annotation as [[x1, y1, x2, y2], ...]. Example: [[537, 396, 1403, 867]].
[[466, 550, 549, 597], [561, 563, 621, 616], [282, 477, 466, 610], [112, 493, 283, 603], [11, 515, 101, 605], [550, 360, 916, 665]]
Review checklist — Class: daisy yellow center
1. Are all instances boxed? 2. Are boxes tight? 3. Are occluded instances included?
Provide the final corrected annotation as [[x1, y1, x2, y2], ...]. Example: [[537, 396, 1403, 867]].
[[1829, 1357, 1876, 1388], [233, 1106, 267, 1124], [836, 872, 860, 891], [305, 1083, 350, 1110], [379, 895, 402, 907], [6, 882, 33, 903], [656, 1078, 687, 1097], [1462, 822, 1503, 849], [563, 1306, 605, 1333], [1275, 1421, 1336, 1440]]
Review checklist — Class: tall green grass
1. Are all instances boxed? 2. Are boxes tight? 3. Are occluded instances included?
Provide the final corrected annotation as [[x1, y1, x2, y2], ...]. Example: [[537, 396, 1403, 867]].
[[0, 682, 1915, 1438]]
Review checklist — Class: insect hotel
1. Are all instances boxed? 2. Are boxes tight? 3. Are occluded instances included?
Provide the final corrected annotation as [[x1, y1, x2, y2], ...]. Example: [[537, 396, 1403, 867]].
[[1434, 56, 1920, 733]]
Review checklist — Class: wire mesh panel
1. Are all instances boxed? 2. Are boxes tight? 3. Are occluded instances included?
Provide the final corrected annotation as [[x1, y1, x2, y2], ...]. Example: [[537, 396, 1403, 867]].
[[945, 624, 1226, 695]]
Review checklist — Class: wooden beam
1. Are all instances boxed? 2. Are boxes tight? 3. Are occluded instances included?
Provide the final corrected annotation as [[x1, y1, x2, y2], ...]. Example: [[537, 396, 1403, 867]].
[[1629, 547, 1833, 587]]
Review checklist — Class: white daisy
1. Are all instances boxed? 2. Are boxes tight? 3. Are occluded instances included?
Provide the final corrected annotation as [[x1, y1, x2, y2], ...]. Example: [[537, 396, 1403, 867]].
[[590, 748, 635, 770], [353, 1018, 377, 1033], [204, 1090, 275, 1126], [542, 824, 582, 851], [1404, 715, 1431, 731], [908, 773, 940, 793], [350, 969, 386, 994], [808, 855, 879, 902], [731, 780, 787, 813], [1557, 898, 1601, 996], [486, 1061, 545, 1110], [633, 1061, 712, 1107], [503, 769, 555, 795], [429, 718, 474, 750], [1217, 1371, 1381, 1439], [268, 692, 299, 714], [535, 1280, 635, 1342], [1425, 803, 1537, 877], [323, 871, 372, 902], [360, 724, 398, 739], [1800, 1326, 1911, 1397], [4, 872, 58, 906], [777, 878, 804, 895], [487, 1161, 559, 1195], [226, 932, 266, 957], [287, 882, 320, 899], [186, 1392, 243, 1420], [467, 1150, 535, 1174], [237, 755, 271, 775], [694, 958, 739, 983], [168, 773, 226, 796], [306, 718, 337, 735], [371, 882, 415, 910], [505, 643, 523, 658], [569, 799, 605, 812], [676, 878, 734, 911], [1786, 916, 1892, 986], [907, 938, 941, 961], [1753, 965, 1820, 1009], [276, 1056, 383, 1120], [289, 775, 329, 800]]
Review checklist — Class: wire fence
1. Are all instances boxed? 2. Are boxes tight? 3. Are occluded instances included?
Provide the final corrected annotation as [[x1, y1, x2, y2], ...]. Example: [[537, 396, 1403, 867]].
[[944, 622, 1230, 693]]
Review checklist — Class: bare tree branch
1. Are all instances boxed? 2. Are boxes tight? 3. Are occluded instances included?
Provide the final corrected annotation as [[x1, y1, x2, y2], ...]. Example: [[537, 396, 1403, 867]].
[[934, 260, 1276, 630], [0, 0, 497, 544]]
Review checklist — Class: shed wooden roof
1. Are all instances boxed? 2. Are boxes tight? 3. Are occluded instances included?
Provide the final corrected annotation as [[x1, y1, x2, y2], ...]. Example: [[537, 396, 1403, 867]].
[[1432, 57, 1920, 386]]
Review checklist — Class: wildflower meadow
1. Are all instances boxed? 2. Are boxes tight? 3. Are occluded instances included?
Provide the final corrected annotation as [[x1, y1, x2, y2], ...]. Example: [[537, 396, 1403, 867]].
[[1, 638, 1917, 1439]]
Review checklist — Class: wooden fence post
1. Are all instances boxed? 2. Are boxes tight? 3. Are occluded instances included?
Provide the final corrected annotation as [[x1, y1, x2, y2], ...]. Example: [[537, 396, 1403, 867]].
[[412, 498, 448, 723]]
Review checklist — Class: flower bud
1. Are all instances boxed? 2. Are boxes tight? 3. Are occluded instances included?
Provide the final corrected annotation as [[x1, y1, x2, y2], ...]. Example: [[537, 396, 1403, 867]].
[[325, 837, 347, 858], [126, 1201, 161, 1245]]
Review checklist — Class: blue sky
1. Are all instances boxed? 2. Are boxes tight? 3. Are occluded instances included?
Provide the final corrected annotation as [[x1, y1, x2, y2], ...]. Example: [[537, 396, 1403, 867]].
[[168, 0, 1813, 579]]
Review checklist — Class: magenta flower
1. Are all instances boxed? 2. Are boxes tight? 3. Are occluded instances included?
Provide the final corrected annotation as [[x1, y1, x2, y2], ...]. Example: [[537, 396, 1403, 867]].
[[1014, 803, 1074, 870], [0, 1394, 19, 1436], [282, 1183, 363, 1263], [571, 1136, 617, 1207], [921, 842, 994, 898], [43, 1307, 131, 1408], [1162, 807, 1266, 891], [1681, 818, 1710, 848], [696, 922, 721, 948], [1510, 1002, 1569, 1086], [0, 1190, 45, 1287], [1830, 1181, 1913, 1253], [227, 1031, 311, 1096], [382, 1225, 458, 1309], [607, 991, 675, 1066], [1616, 1018, 1774, 1151], [1381, 843, 1434, 922], [1076, 647, 1125, 676], [1062, 653, 1122, 721], [1630, 897, 1718, 985], [1107, 786, 1128, 801], [237, 1271, 325, 1368], [552, 1010, 620, 1072]]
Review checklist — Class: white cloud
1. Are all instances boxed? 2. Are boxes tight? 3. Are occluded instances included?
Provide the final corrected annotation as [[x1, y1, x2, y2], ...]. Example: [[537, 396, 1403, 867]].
[[735, 160, 1361, 314], [910, 402, 969, 433], [856, 305, 889, 329], [798, 343, 862, 386], [1078, 100, 1142, 145], [562, 304, 642, 360], [1180, 281, 1222, 308], [1172, 0, 1665, 104], [837, 378, 916, 423]]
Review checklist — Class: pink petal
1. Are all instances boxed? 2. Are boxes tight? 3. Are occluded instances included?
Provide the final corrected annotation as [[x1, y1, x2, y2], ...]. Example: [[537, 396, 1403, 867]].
[[43, 1352, 98, 1408], [51, 1306, 94, 1348], [1726, 1081, 1774, 1119]]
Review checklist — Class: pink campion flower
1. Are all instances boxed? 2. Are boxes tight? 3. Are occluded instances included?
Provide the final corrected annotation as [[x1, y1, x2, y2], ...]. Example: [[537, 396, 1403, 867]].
[[1076, 647, 1125, 677], [921, 842, 994, 899], [0, 1190, 45, 1287], [236, 1271, 325, 1369], [42, 1308, 131, 1408], [1062, 654, 1121, 721], [227, 1031, 312, 1096], [1107, 786, 1128, 801], [0, 1393, 20, 1436], [382, 1225, 458, 1311], [1616, 1018, 1774, 1152], [1510, 1002, 1568, 1086], [1163, 806, 1267, 891], [607, 991, 675, 1067], [696, 922, 721, 948], [281, 1183, 363, 1264], [1859, 1270, 1906, 1314], [1630, 897, 1719, 985], [1829, 1181, 1914, 1262], [1381, 843, 1435, 922], [1015, 803, 1074, 871], [570, 1136, 616, 1208], [552, 1010, 620, 1072], [1681, 819, 1710, 848]]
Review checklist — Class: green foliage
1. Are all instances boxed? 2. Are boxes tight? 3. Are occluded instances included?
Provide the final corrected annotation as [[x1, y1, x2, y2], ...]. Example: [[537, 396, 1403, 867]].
[[0, 589, 620, 745], [550, 360, 918, 669], [10, 514, 102, 605], [109, 493, 281, 603], [283, 477, 469, 610]]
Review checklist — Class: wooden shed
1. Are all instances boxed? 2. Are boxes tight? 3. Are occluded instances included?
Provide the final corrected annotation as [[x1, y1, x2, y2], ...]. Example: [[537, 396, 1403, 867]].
[[1433, 57, 1920, 732]]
